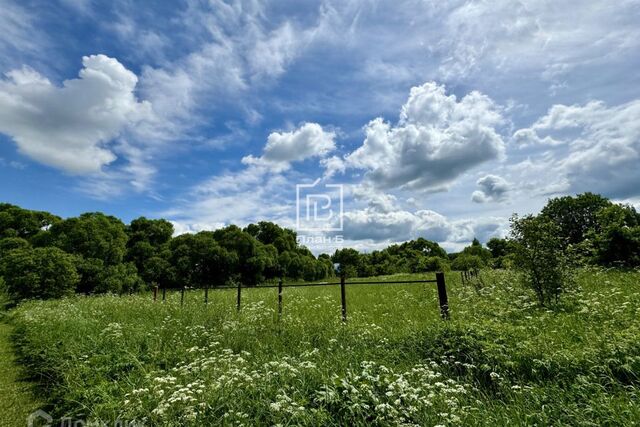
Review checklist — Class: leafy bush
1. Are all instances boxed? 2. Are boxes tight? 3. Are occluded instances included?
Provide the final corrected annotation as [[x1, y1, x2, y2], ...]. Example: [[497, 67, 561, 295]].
[[510, 214, 574, 306], [451, 254, 485, 271], [421, 256, 451, 272]]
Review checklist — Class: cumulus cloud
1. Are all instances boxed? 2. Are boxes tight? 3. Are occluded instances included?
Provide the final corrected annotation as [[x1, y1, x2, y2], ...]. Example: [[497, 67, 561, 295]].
[[471, 174, 510, 203], [344, 82, 506, 192], [340, 185, 506, 248], [0, 54, 151, 174], [341, 204, 506, 249], [242, 123, 336, 171], [514, 99, 640, 198]]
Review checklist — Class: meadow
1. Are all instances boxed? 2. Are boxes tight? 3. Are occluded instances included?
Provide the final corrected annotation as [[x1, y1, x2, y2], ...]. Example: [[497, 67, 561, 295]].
[[8, 269, 640, 426]]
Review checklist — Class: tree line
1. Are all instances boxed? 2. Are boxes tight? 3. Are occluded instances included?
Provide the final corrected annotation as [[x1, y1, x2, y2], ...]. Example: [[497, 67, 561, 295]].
[[1, 192, 638, 304]]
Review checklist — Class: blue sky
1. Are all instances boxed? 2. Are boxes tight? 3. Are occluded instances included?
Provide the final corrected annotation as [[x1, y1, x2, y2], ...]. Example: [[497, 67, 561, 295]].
[[1, 0, 639, 252]]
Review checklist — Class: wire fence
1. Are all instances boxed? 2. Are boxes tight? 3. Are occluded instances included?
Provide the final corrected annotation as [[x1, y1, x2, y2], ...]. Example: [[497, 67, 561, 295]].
[[152, 272, 450, 321]]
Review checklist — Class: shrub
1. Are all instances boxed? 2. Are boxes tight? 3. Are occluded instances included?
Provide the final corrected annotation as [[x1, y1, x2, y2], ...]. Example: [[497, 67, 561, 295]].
[[510, 214, 573, 306], [421, 256, 451, 272], [451, 254, 485, 271]]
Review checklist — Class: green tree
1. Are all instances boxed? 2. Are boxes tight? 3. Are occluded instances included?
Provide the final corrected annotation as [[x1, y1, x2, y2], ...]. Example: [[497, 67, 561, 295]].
[[0, 247, 79, 301], [451, 254, 484, 271], [421, 256, 451, 272], [0, 203, 59, 239], [47, 212, 128, 265], [332, 248, 361, 278], [510, 214, 573, 306], [95, 262, 144, 294], [127, 217, 174, 247], [588, 204, 640, 267], [540, 193, 612, 247], [0, 237, 30, 257]]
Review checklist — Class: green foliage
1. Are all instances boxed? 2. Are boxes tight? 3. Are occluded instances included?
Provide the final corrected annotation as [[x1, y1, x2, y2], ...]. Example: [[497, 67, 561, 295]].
[[587, 204, 640, 268], [0, 237, 30, 256], [510, 214, 574, 306], [451, 254, 485, 271], [540, 192, 612, 247], [0, 247, 78, 301], [421, 256, 451, 272], [0, 203, 60, 239], [94, 262, 144, 294], [47, 212, 128, 265]]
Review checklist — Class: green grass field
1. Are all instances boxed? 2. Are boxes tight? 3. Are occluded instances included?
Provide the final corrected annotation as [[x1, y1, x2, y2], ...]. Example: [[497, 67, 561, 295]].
[[0, 323, 42, 427], [7, 270, 640, 426]]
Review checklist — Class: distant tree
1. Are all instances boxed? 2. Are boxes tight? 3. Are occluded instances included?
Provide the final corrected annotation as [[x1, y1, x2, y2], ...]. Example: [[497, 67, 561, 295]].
[[95, 262, 144, 294], [0, 237, 30, 256], [127, 217, 174, 247], [510, 214, 573, 306], [588, 204, 640, 268], [0, 203, 59, 239], [540, 193, 612, 248], [168, 232, 239, 288], [486, 237, 516, 268], [244, 221, 297, 253], [421, 256, 451, 272], [460, 238, 492, 264], [451, 254, 484, 271], [142, 256, 174, 288], [486, 237, 511, 258], [0, 247, 78, 301], [47, 212, 128, 265], [332, 248, 361, 278], [75, 257, 105, 294]]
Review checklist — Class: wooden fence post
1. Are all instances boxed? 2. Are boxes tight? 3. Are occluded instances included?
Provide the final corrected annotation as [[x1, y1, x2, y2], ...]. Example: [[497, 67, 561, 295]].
[[204, 285, 209, 305], [162, 286, 166, 302], [236, 281, 242, 312], [460, 271, 465, 285], [153, 285, 158, 302], [340, 275, 347, 322], [436, 272, 449, 319], [181, 286, 185, 306], [278, 278, 283, 321]]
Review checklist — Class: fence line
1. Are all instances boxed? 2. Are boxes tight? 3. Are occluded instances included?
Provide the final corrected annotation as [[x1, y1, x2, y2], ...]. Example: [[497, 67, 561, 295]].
[[154, 273, 450, 321]]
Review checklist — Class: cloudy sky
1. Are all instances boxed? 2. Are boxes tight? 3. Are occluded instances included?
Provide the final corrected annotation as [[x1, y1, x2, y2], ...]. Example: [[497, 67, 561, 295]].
[[1, 0, 639, 253]]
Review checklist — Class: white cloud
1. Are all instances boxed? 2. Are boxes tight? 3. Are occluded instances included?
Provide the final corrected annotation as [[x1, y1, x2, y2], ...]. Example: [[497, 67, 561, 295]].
[[345, 82, 506, 192], [437, 0, 640, 82], [0, 3, 45, 68], [0, 54, 151, 174], [242, 123, 335, 171], [512, 128, 562, 147], [339, 185, 506, 249], [471, 174, 510, 203], [137, 1, 326, 137], [165, 164, 294, 234], [514, 98, 640, 198], [341, 204, 506, 250]]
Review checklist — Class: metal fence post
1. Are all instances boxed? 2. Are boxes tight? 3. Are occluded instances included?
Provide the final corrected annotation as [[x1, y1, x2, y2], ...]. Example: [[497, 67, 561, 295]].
[[204, 285, 209, 305], [153, 285, 158, 302], [162, 286, 166, 302], [340, 275, 347, 322], [236, 281, 242, 312], [181, 286, 185, 306], [278, 278, 283, 321], [436, 272, 449, 320]]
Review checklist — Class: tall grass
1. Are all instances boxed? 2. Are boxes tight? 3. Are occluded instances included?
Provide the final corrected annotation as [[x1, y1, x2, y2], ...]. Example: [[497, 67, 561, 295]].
[[9, 270, 640, 425]]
